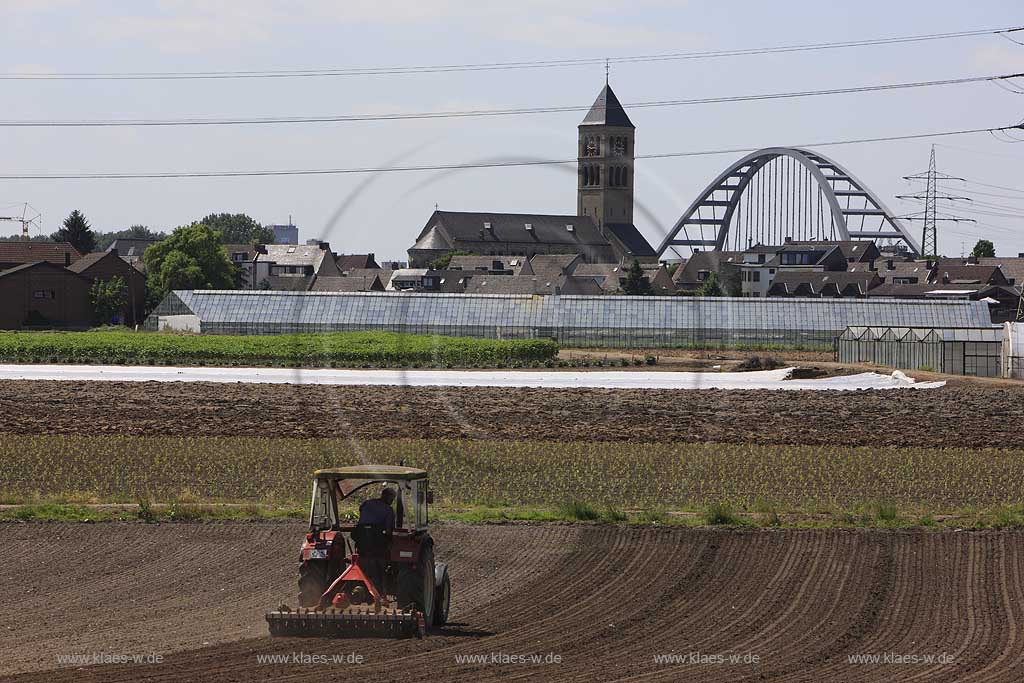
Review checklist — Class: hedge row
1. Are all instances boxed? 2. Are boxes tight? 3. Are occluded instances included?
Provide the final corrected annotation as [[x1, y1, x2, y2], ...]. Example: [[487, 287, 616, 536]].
[[0, 330, 559, 368]]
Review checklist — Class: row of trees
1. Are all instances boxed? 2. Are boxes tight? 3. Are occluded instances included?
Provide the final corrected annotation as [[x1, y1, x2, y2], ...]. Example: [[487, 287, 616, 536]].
[[18, 210, 276, 314], [0, 210, 276, 256]]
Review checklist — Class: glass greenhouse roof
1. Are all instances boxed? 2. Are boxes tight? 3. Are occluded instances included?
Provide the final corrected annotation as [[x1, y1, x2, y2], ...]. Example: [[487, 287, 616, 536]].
[[841, 326, 1003, 343], [147, 291, 994, 347]]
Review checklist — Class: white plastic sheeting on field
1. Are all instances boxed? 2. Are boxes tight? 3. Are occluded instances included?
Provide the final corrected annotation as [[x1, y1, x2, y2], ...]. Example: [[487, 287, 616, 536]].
[[0, 365, 945, 391]]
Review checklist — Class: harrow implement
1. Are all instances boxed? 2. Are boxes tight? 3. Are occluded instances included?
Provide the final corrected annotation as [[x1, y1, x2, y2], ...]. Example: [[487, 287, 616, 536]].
[[266, 605, 426, 638]]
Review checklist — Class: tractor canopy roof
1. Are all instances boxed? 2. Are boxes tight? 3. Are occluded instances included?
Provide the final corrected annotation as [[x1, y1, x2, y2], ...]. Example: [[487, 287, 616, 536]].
[[314, 465, 427, 481]]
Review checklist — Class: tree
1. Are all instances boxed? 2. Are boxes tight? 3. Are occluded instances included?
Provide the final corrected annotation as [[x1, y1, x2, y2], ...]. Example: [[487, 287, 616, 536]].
[[199, 213, 274, 244], [0, 234, 52, 242], [427, 250, 471, 270], [697, 272, 724, 297], [622, 259, 653, 295], [90, 276, 128, 324], [94, 225, 167, 251], [971, 239, 995, 258], [51, 210, 96, 253], [144, 223, 237, 306]]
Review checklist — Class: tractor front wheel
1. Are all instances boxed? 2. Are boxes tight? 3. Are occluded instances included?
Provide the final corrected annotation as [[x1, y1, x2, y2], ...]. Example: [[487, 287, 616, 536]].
[[398, 543, 436, 625], [298, 560, 328, 607]]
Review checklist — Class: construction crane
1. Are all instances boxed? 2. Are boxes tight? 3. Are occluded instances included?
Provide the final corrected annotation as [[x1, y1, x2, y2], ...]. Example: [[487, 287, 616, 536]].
[[0, 203, 42, 240]]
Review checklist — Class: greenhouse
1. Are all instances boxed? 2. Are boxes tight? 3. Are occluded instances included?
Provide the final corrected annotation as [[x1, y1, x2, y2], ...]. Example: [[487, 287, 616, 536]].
[[837, 326, 1003, 377], [145, 290, 994, 349], [1003, 322, 1024, 380]]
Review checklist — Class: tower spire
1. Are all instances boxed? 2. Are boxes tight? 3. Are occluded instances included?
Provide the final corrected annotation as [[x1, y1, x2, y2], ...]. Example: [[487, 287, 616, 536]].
[[605, 58, 610, 85]]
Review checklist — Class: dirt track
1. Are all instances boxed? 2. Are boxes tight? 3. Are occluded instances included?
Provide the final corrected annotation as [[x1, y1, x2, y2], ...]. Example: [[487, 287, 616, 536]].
[[2, 522, 1023, 682], [1, 379, 1020, 446]]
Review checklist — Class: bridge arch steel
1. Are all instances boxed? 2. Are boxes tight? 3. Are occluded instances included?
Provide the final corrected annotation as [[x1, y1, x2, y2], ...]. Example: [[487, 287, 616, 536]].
[[657, 147, 921, 257]]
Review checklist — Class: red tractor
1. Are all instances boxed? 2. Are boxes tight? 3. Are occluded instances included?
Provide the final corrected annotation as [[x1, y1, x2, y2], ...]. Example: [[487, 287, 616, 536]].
[[267, 465, 451, 638]]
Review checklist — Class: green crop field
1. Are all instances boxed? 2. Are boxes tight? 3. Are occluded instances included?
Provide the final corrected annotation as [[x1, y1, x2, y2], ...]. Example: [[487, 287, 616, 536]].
[[0, 330, 557, 368], [2, 434, 1023, 516]]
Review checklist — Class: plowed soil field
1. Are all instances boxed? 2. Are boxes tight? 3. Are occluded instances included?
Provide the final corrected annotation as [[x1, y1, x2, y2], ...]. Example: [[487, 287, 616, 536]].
[[0, 379, 1021, 447], [2, 522, 1023, 682]]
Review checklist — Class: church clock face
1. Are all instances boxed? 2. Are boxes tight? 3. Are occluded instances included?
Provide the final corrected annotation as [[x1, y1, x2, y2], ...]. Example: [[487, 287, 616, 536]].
[[586, 138, 599, 157]]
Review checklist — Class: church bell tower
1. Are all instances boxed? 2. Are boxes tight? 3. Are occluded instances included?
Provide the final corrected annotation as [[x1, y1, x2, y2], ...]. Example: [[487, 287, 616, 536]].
[[577, 81, 635, 234]]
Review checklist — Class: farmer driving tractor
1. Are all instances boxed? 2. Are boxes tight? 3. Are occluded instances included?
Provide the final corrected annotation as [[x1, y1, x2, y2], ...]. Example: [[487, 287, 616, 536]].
[[356, 486, 398, 591], [359, 486, 397, 529]]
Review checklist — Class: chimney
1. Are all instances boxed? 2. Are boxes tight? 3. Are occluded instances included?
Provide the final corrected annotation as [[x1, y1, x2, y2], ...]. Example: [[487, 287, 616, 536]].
[[318, 241, 330, 251], [64, 252, 71, 266], [967, 255, 978, 265], [109, 248, 118, 257], [942, 271, 950, 285]]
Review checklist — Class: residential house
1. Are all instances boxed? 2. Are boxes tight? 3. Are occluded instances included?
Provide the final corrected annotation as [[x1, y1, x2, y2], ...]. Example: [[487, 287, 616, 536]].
[[0, 262, 94, 329], [67, 250, 147, 324], [0, 242, 81, 270], [107, 238, 160, 268], [672, 251, 743, 293], [768, 271, 882, 298], [311, 275, 386, 292], [336, 253, 381, 272]]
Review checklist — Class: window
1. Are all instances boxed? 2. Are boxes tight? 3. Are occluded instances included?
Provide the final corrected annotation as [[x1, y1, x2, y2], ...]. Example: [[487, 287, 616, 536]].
[[781, 252, 813, 266], [753, 271, 761, 283], [32, 290, 55, 299], [697, 271, 709, 282]]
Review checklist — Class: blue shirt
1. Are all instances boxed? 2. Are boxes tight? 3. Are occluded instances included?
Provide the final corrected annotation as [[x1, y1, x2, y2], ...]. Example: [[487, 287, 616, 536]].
[[358, 498, 395, 529]]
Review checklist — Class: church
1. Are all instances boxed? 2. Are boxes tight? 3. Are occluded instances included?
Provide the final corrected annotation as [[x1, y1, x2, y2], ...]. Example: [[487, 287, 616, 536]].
[[407, 83, 658, 267]]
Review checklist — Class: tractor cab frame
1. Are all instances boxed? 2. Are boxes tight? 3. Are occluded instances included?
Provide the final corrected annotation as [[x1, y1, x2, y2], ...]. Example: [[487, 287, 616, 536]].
[[309, 465, 432, 534]]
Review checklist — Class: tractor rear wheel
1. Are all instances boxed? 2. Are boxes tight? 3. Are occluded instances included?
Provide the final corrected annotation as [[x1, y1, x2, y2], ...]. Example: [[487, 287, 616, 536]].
[[298, 560, 328, 607], [398, 543, 436, 624], [433, 566, 451, 627]]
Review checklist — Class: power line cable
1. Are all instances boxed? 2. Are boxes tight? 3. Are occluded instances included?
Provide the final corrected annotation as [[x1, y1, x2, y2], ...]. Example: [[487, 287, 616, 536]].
[[2, 26, 1020, 81], [938, 184, 1024, 202], [2, 73, 1015, 127], [0, 124, 1017, 180], [960, 178, 1024, 194], [934, 142, 1024, 161]]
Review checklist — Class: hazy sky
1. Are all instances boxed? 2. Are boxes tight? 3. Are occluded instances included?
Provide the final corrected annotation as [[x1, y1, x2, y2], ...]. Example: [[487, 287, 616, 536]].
[[1, 0, 1023, 259]]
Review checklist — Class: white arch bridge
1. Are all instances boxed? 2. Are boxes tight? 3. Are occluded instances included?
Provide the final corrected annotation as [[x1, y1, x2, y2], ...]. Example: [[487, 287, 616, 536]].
[[657, 147, 921, 257]]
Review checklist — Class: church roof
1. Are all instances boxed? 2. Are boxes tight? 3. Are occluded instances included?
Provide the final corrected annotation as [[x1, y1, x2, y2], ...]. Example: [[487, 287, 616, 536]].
[[412, 225, 450, 251], [580, 84, 634, 128], [421, 211, 608, 247], [605, 223, 656, 258]]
